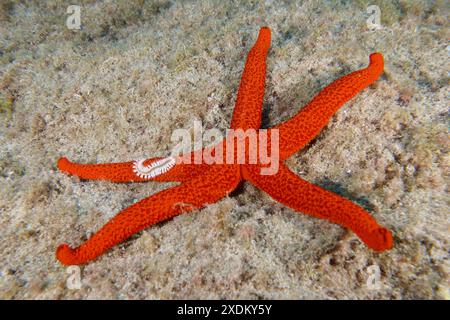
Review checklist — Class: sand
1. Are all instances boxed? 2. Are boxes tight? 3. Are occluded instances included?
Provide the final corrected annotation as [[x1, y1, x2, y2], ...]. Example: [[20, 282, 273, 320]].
[[0, 0, 448, 299]]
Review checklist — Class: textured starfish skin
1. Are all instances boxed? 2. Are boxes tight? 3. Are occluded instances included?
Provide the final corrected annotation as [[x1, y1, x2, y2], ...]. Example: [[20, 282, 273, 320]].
[[242, 163, 391, 252], [57, 164, 240, 265], [56, 27, 392, 265]]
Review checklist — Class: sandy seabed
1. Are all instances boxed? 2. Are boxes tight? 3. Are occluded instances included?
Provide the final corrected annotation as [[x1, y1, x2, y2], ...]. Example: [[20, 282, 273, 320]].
[[0, 0, 448, 299]]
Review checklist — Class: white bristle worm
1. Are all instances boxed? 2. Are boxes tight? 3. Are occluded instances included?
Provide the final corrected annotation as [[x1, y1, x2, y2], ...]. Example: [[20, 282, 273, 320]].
[[132, 156, 176, 179]]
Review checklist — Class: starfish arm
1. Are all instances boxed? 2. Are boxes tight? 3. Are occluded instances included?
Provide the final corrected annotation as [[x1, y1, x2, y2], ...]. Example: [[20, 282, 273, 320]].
[[230, 27, 271, 130], [57, 156, 206, 183], [242, 163, 393, 252], [275, 53, 384, 160], [56, 165, 241, 265]]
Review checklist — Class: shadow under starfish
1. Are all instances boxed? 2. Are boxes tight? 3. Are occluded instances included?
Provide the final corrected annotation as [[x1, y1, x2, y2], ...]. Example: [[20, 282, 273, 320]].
[[56, 27, 393, 266]]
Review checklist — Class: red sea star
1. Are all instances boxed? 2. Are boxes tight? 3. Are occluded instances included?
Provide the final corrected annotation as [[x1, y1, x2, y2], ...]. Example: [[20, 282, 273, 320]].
[[56, 27, 393, 266]]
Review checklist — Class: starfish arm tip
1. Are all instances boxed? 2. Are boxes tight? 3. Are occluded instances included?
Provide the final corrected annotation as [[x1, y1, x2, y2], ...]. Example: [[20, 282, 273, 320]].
[[259, 26, 271, 34], [370, 52, 383, 61], [56, 243, 78, 266], [257, 26, 271, 48], [361, 226, 393, 252], [368, 52, 384, 74], [57, 157, 71, 172]]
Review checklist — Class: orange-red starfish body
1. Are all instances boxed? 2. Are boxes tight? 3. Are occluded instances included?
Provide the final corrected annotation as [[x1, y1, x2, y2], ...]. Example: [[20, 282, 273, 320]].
[[56, 27, 392, 266]]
